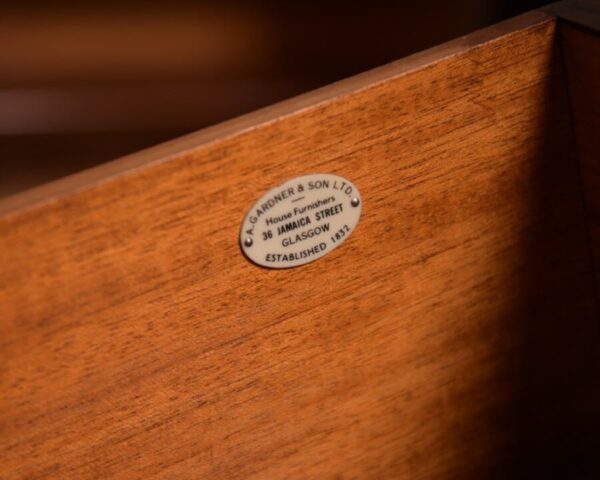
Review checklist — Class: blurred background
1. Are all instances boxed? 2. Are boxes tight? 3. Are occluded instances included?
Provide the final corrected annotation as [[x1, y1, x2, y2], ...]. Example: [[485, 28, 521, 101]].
[[0, 0, 552, 199]]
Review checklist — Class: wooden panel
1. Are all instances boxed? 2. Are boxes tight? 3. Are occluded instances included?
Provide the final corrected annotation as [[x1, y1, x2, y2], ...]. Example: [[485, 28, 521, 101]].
[[561, 22, 600, 301], [1, 12, 599, 479]]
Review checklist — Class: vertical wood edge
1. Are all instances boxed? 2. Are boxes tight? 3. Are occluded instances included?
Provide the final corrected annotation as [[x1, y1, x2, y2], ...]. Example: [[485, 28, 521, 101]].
[[557, 19, 600, 304]]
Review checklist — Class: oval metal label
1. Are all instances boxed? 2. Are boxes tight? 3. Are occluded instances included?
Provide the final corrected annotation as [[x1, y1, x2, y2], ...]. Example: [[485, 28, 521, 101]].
[[240, 173, 362, 268]]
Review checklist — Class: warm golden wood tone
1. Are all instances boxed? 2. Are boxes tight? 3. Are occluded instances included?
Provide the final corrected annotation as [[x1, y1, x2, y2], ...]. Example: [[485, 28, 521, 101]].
[[1, 9, 600, 479]]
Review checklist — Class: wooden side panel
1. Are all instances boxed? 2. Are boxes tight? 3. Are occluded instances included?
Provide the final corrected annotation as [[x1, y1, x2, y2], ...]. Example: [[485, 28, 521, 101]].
[[1, 14, 599, 479]]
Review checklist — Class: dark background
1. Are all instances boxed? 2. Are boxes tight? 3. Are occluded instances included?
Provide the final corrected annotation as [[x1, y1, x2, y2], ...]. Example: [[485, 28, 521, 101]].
[[0, 0, 552, 198]]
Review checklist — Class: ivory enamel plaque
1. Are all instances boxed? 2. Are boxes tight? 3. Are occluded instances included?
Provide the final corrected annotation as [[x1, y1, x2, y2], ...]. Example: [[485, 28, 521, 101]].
[[240, 174, 362, 268]]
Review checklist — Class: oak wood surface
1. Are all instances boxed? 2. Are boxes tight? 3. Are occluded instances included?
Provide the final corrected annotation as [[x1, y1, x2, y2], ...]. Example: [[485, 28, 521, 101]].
[[1, 11, 600, 479]]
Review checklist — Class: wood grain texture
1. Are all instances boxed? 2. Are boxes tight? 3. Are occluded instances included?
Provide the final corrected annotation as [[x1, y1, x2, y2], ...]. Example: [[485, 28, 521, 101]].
[[1, 11, 600, 479]]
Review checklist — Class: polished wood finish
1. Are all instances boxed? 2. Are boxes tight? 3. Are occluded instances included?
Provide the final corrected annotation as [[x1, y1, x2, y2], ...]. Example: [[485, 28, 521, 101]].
[[1, 9, 600, 479]]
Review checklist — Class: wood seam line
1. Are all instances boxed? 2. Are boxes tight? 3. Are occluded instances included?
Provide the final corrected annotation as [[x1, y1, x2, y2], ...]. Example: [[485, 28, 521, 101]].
[[556, 19, 600, 323]]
